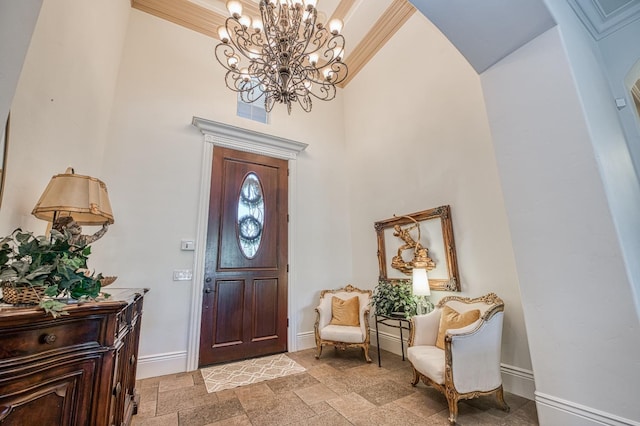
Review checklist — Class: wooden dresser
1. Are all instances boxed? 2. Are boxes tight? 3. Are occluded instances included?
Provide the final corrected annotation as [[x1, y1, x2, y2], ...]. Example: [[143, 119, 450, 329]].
[[0, 288, 147, 426]]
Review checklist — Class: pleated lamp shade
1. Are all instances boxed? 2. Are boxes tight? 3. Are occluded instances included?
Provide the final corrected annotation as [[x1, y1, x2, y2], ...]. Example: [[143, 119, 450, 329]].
[[32, 167, 114, 225]]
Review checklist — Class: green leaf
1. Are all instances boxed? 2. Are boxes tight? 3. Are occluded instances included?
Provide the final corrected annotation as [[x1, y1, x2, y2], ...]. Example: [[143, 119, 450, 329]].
[[44, 286, 60, 297], [39, 299, 68, 318]]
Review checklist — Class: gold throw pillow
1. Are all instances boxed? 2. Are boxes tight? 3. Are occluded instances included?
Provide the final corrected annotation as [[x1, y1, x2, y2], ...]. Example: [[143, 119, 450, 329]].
[[435, 305, 481, 349], [329, 296, 360, 326]]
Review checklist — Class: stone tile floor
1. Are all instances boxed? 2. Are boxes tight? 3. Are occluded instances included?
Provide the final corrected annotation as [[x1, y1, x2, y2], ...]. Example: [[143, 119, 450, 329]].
[[132, 347, 538, 425]]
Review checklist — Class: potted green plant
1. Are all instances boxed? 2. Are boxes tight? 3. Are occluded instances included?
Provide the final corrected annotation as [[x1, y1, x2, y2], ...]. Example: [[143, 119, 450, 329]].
[[0, 228, 104, 316], [371, 279, 418, 318]]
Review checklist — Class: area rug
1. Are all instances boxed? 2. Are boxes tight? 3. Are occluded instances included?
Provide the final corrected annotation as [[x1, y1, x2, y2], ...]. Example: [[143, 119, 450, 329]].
[[200, 353, 306, 393]]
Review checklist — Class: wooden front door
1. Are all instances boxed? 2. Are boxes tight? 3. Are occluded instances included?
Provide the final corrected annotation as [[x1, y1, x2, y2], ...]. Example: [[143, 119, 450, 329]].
[[198, 147, 288, 367]]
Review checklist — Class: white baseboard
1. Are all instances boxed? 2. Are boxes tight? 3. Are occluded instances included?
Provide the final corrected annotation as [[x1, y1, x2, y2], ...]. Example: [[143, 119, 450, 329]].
[[136, 351, 188, 380], [295, 329, 409, 355], [296, 331, 316, 350], [535, 392, 640, 426], [500, 363, 535, 400], [371, 329, 410, 357]]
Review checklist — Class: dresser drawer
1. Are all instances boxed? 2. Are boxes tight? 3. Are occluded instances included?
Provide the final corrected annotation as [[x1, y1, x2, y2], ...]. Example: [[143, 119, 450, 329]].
[[0, 317, 103, 360]]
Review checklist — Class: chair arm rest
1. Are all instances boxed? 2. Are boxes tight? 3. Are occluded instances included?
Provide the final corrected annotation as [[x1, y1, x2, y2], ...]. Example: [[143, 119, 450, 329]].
[[446, 312, 504, 393], [409, 310, 440, 346], [360, 307, 371, 340], [315, 305, 332, 330]]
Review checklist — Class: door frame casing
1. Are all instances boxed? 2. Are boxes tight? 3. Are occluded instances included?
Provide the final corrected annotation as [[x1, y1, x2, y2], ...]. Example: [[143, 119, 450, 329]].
[[187, 118, 307, 372]]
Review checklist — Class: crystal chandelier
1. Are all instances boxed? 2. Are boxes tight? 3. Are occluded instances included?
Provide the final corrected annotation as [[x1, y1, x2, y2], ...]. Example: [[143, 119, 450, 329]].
[[215, 0, 348, 114]]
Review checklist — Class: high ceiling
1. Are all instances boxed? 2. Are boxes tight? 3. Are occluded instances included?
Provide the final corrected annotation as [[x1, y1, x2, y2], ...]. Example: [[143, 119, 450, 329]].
[[131, 0, 416, 87], [131, 0, 565, 80]]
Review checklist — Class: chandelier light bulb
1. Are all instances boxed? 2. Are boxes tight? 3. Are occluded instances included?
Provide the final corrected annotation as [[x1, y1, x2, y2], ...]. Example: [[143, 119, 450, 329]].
[[217, 26, 230, 43], [240, 68, 250, 82], [293, 0, 304, 7], [328, 18, 343, 35], [238, 15, 252, 28], [308, 53, 318, 66], [333, 47, 343, 61], [227, 55, 239, 68], [252, 18, 264, 33], [323, 68, 334, 81], [305, 0, 317, 9], [226, 0, 242, 17]]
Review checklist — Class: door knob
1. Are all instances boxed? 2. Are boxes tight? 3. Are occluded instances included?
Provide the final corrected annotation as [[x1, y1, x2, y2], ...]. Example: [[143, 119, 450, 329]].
[[205, 277, 212, 283], [204, 288, 213, 293]]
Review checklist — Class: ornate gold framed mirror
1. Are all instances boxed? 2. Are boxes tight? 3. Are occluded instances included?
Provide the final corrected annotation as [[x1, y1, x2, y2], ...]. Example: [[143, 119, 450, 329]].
[[374, 205, 460, 291]]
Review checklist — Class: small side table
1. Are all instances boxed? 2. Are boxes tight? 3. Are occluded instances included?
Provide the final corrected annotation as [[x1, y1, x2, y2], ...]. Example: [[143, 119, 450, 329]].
[[374, 313, 412, 367]]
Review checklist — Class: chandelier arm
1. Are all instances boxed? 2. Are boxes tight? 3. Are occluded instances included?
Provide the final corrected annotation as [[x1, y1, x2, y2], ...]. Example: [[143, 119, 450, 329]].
[[249, 59, 279, 92], [223, 72, 261, 99], [303, 28, 328, 61], [214, 43, 238, 71], [297, 9, 319, 57], [307, 84, 336, 101], [299, 94, 312, 112], [225, 19, 251, 54]]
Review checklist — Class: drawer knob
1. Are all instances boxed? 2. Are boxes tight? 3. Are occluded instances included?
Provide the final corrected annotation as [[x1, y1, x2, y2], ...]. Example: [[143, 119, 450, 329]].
[[113, 382, 122, 396], [41, 334, 57, 345], [130, 354, 136, 365]]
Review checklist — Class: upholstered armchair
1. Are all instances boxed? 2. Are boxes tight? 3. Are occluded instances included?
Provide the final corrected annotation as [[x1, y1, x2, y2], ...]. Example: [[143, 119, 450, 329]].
[[407, 293, 509, 424], [314, 284, 372, 363]]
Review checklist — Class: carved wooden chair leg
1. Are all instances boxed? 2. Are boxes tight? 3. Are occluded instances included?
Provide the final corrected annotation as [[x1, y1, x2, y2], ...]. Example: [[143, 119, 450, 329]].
[[446, 398, 459, 424], [362, 345, 372, 363], [410, 367, 420, 386], [496, 386, 510, 412], [315, 344, 323, 359], [445, 388, 459, 424]]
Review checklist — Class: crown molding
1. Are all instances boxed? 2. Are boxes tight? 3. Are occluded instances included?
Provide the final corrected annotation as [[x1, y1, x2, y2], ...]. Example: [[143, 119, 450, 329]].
[[567, 0, 640, 40], [339, 0, 416, 88], [131, 0, 411, 88], [132, 0, 225, 39]]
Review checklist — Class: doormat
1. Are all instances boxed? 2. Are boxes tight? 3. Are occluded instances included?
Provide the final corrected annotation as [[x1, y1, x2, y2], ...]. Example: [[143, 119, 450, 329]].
[[200, 353, 306, 393]]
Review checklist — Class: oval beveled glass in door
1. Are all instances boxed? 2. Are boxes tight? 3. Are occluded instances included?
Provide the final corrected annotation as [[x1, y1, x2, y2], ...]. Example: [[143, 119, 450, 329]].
[[237, 172, 264, 258]]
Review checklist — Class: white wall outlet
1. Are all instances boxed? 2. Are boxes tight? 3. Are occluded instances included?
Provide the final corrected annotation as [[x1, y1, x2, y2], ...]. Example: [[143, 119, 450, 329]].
[[181, 239, 195, 251], [173, 269, 193, 281]]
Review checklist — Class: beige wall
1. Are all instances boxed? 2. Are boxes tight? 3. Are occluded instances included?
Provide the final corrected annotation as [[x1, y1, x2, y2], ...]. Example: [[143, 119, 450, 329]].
[[0, 0, 130, 232], [343, 12, 533, 385]]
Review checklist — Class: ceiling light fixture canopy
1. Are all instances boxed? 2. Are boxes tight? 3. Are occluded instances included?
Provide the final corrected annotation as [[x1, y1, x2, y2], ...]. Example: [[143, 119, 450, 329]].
[[215, 0, 348, 114]]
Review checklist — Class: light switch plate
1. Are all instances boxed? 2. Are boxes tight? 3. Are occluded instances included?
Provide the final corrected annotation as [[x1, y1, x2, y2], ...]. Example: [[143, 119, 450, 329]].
[[173, 269, 193, 281], [181, 239, 195, 251]]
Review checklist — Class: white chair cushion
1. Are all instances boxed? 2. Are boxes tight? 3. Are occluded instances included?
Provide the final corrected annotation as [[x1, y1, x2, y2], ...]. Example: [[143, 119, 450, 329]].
[[407, 345, 445, 385], [319, 324, 364, 343]]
